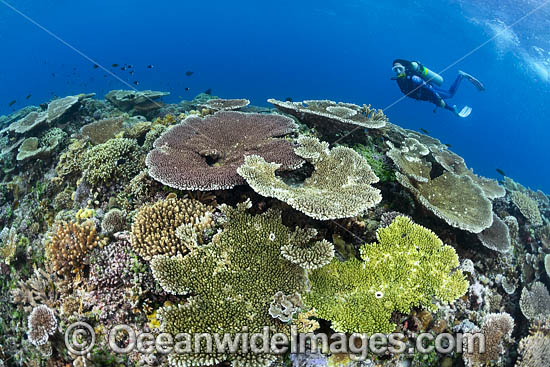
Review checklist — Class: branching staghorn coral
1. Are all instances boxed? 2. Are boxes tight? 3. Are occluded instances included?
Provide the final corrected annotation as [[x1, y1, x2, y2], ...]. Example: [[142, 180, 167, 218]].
[[46, 221, 99, 277], [237, 136, 382, 220], [130, 197, 214, 260], [304, 216, 468, 334], [150, 201, 309, 367], [146, 111, 303, 191]]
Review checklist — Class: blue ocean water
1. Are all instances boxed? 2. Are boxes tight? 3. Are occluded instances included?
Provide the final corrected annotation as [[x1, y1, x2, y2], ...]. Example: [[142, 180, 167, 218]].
[[0, 0, 549, 191]]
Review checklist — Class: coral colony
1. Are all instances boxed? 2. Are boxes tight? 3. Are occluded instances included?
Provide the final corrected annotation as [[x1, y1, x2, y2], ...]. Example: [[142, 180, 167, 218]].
[[0, 91, 549, 367]]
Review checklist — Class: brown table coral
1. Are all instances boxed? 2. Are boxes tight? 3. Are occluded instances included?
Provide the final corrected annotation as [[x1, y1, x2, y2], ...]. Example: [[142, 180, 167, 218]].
[[146, 111, 303, 190]]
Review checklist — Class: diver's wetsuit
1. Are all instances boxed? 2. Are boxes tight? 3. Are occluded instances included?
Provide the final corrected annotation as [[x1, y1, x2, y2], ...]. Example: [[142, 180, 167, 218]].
[[397, 74, 464, 113]]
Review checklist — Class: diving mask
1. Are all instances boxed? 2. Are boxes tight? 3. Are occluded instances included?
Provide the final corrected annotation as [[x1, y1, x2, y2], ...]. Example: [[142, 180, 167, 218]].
[[392, 64, 405, 77]]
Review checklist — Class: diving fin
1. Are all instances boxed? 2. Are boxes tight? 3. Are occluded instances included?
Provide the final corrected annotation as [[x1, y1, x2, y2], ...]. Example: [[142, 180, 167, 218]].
[[457, 105, 472, 118], [458, 70, 485, 91]]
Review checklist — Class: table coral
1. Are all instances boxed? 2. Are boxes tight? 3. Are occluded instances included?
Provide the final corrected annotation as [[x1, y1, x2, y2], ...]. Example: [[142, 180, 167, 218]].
[[304, 216, 468, 334], [477, 214, 512, 253], [146, 111, 302, 190], [396, 171, 493, 233], [150, 201, 309, 367], [237, 136, 382, 220]]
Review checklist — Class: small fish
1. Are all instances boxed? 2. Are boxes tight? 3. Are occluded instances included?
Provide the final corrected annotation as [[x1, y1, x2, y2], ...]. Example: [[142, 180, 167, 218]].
[[285, 97, 293, 102], [185, 87, 190, 91], [129, 71, 135, 75], [73, 67, 77, 71], [112, 63, 119, 67], [133, 81, 140, 86], [121, 66, 126, 71], [420, 128, 430, 134], [204, 88, 212, 95], [8, 100, 16, 107], [147, 64, 154, 69], [185, 71, 194, 76], [444, 143, 452, 148], [127, 64, 133, 68], [496, 169, 506, 176], [51, 73, 56, 77], [25, 94, 32, 100], [93, 64, 99, 69]]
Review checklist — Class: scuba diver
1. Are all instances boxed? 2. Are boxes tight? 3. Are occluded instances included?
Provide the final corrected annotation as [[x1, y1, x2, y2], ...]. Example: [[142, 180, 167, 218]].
[[391, 59, 485, 118]]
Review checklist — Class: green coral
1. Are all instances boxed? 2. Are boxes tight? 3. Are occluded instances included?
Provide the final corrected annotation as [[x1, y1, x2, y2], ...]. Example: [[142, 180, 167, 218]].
[[304, 216, 468, 334], [352, 143, 396, 182], [81, 137, 143, 186], [151, 201, 309, 367]]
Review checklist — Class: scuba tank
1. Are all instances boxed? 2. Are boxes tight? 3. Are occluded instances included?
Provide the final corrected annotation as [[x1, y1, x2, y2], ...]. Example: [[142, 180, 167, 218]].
[[410, 61, 444, 86], [393, 59, 444, 86]]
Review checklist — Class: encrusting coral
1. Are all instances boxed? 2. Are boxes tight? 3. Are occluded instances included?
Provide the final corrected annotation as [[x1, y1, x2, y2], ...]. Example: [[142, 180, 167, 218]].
[[46, 221, 99, 277], [150, 201, 309, 367], [237, 136, 382, 220], [511, 191, 543, 226], [80, 116, 125, 145], [304, 216, 468, 333], [463, 312, 514, 366], [268, 291, 303, 323], [268, 98, 388, 130], [130, 197, 214, 260], [146, 111, 303, 191], [27, 304, 57, 346]]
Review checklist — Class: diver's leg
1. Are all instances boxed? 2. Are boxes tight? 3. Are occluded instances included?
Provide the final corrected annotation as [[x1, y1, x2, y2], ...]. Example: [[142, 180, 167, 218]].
[[433, 75, 463, 99]]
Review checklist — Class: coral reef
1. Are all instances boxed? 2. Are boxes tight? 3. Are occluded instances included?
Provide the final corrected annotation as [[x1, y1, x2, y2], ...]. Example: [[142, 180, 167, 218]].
[[130, 197, 214, 260], [268, 291, 303, 322], [280, 227, 334, 269], [146, 111, 303, 190], [516, 322, 550, 367], [304, 216, 468, 333], [150, 202, 309, 367], [237, 136, 382, 220]]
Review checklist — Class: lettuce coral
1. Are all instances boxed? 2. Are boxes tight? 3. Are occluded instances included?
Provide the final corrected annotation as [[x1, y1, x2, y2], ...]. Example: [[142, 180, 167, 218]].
[[304, 216, 468, 334], [150, 201, 309, 367], [237, 136, 382, 220]]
